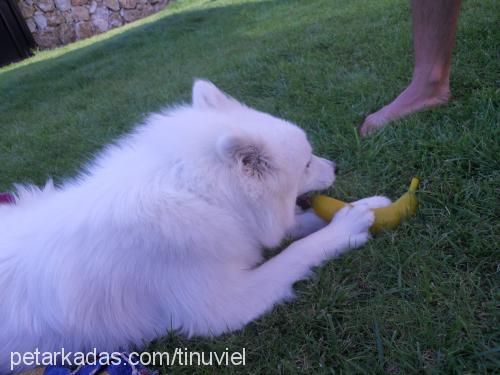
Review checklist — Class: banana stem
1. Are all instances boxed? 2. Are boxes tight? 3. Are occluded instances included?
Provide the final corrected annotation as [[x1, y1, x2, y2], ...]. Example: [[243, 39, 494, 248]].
[[409, 177, 420, 193]]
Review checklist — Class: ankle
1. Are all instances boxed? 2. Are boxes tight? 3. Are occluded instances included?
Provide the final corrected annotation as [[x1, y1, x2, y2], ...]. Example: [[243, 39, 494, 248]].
[[409, 74, 450, 100], [412, 65, 450, 92]]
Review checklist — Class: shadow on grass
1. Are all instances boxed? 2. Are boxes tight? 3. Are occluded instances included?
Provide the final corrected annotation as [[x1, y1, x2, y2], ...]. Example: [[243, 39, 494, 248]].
[[0, 0, 397, 186]]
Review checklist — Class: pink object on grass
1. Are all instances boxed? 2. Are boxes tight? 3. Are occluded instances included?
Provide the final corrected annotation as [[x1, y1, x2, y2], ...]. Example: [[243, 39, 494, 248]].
[[0, 192, 15, 204]]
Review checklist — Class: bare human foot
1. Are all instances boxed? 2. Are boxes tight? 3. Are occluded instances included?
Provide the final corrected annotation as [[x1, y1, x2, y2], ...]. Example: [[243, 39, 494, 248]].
[[359, 78, 451, 137], [359, 0, 461, 137]]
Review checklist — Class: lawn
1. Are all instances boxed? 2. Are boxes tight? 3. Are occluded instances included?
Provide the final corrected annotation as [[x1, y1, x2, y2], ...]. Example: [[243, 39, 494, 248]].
[[0, 0, 498, 373]]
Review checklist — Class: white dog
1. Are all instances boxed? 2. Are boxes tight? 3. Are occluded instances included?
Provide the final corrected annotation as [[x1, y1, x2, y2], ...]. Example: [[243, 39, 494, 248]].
[[0, 80, 389, 373]]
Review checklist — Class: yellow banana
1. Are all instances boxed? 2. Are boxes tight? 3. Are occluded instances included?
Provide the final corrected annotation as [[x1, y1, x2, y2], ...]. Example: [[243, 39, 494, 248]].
[[312, 177, 419, 233]]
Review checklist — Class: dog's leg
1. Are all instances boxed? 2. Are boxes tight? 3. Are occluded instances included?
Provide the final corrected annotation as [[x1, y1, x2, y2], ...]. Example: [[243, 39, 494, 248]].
[[212, 205, 374, 334], [352, 196, 391, 208], [287, 209, 327, 239]]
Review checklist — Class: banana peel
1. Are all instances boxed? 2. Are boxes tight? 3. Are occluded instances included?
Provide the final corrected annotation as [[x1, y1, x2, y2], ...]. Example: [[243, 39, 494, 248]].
[[312, 177, 420, 233]]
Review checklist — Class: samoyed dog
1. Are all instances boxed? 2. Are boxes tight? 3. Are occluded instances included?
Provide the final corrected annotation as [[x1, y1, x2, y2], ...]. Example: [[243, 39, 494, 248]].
[[0, 80, 389, 372]]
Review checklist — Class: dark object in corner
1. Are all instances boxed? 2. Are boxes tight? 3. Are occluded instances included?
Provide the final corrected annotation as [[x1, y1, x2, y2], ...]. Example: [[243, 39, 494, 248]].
[[0, 0, 36, 67]]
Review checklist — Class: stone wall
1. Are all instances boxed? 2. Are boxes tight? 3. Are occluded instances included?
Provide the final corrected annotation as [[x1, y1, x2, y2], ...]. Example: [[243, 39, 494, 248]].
[[16, 0, 170, 49]]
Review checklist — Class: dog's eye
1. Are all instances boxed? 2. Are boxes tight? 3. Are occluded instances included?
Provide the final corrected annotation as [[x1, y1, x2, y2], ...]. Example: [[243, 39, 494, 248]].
[[306, 161, 311, 169]]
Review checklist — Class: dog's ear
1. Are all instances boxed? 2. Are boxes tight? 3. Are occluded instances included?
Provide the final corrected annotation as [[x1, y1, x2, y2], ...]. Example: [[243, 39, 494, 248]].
[[217, 134, 271, 179], [192, 79, 241, 110]]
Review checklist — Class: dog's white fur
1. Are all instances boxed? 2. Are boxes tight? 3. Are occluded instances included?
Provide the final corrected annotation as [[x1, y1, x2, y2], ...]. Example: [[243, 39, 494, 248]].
[[0, 80, 389, 373]]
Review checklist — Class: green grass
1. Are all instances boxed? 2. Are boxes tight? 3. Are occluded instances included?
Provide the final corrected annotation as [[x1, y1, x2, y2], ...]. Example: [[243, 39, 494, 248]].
[[1, 0, 499, 373]]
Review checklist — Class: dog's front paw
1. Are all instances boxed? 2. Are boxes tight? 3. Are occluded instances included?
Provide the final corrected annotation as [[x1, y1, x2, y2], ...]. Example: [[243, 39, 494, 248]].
[[352, 195, 391, 209], [328, 205, 374, 249]]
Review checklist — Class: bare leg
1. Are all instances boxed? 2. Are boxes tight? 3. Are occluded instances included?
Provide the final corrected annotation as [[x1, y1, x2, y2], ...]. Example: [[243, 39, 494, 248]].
[[360, 0, 461, 137]]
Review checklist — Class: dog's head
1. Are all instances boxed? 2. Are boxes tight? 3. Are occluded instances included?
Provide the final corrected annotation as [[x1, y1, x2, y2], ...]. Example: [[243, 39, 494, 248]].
[[190, 80, 335, 247]]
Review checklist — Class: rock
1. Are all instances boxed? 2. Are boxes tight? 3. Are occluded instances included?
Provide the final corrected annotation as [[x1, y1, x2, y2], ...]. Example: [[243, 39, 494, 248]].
[[121, 8, 139, 22], [91, 6, 109, 32], [142, 2, 153, 16], [19, 0, 172, 48], [46, 11, 65, 26], [94, 4, 109, 18], [72, 6, 89, 21], [57, 23, 75, 44], [75, 21, 94, 39], [62, 10, 73, 22], [37, 0, 55, 12], [54, 0, 70, 11], [119, 0, 136, 10], [104, 0, 119, 11], [18, 2, 34, 18], [35, 28, 58, 48], [33, 11, 47, 29], [89, 0, 97, 13], [153, 1, 167, 13], [108, 11, 122, 28], [26, 18, 37, 33], [91, 16, 108, 32]]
